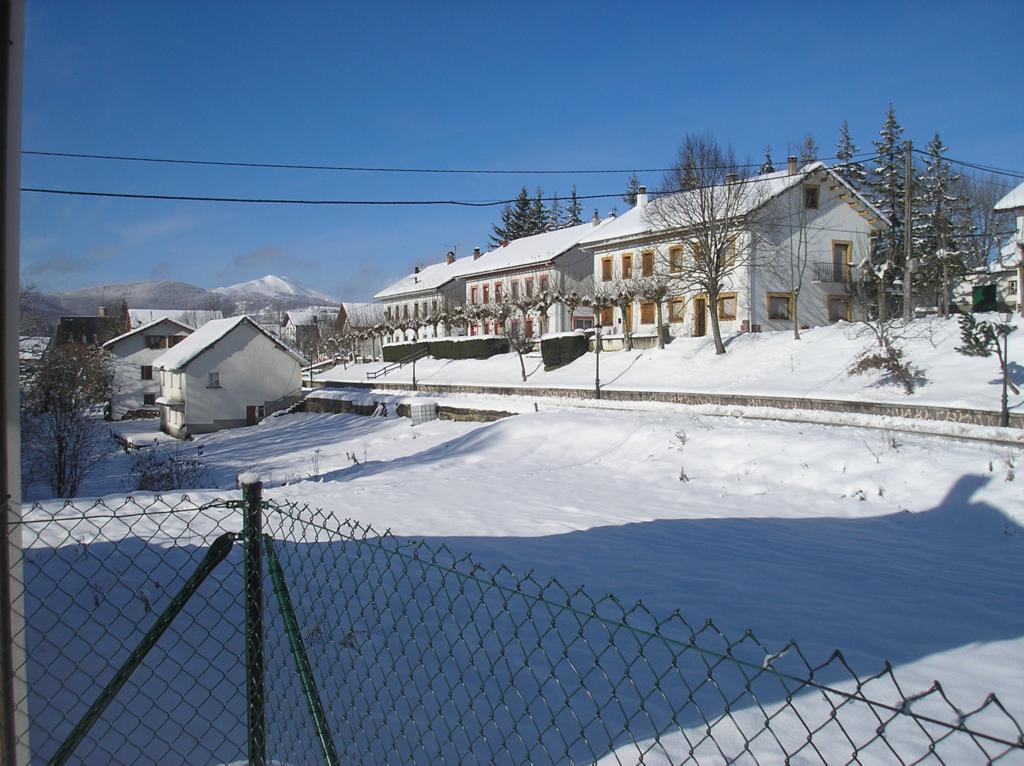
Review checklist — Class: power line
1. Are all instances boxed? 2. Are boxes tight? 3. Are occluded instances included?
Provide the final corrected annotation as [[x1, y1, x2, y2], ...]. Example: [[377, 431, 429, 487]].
[[910, 148, 1024, 180], [21, 149, 876, 176]]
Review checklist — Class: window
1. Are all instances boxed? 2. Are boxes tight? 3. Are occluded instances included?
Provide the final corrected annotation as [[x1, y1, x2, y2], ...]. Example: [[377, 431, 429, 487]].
[[669, 246, 684, 273], [718, 293, 737, 321], [141, 365, 153, 380], [207, 371, 220, 388], [525, 278, 534, 297], [432, 300, 438, 312], [414, 303, 420, 318], [402, 305, 409, 318], [484, 321, 491, 335], [143, 393, 156, 406], [640, 302, 656, 324], [641, 252, 655, 277], [601, 257, 613, 282], [494, 283, 502, 303], [144, 335, 167, 349], [525, 318, 534, 337], [767, 292, 794, 321], [804, 185, 820, 209], [668, 298, 686, 322], [722, 237, 737, 267], [511, 280, 520, 298], [1010, 280, 1018, 294], [385, 307, 392, 319], [168, 335, 184, 347], [483, 285, 490, 304], [540, 274, 550, 292], [827, 295, 851, 323], [470, 286, 479, 304], [469, 324, 477, 336], [622, 253, 633, 279], [573, 316, 594, 330], [600, 307, 614, 326]]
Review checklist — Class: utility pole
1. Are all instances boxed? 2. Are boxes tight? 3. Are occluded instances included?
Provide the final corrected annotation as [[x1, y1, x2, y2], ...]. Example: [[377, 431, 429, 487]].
[[903, 140, 914, 323]]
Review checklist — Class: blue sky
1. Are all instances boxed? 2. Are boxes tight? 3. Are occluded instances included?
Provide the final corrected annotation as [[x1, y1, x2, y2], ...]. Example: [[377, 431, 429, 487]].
[[20, 1, 1024, 300]]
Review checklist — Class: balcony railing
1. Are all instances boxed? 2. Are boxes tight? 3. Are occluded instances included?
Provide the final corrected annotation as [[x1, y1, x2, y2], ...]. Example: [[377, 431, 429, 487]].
[[813, 261, 854, 283]]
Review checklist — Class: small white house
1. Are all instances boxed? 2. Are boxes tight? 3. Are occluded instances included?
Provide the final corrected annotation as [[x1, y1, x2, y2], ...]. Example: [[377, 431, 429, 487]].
[[102, 318, 194, 419], [153, 315, 307, 439]]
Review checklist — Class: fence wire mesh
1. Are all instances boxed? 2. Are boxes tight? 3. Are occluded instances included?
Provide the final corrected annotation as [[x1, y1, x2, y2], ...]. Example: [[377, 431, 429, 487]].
[[9, 491, 1024, 765]]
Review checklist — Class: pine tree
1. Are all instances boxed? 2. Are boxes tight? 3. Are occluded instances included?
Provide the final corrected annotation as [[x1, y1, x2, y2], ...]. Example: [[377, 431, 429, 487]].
[[490, 186, 535, 245], [799, 133, 819, 165], [567, 186, 583, 226], [490, 203, 514, 247], [869, 103, 907, 271], [623, 173, 641, 206], [834, 120, 867, 191], [548, 193, 564, 230], [530, 187, 550, 235], [760, 145, 775, 174], [913, 133, 970, 314]]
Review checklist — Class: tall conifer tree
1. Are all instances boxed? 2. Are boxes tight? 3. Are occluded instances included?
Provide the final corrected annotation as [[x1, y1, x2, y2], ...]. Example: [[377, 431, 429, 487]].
[[834, 120, 867, 191]]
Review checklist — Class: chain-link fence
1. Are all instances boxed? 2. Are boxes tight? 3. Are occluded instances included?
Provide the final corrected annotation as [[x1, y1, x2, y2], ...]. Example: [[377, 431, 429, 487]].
[[10, 485, 1024, 765]]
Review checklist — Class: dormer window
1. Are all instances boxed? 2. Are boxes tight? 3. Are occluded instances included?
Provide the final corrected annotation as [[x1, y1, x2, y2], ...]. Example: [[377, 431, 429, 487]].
[[804, 185, 820, 209]]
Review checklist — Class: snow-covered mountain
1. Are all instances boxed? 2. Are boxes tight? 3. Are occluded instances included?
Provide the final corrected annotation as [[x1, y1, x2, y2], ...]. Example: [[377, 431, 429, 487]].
[[213, 275, 338, 305]]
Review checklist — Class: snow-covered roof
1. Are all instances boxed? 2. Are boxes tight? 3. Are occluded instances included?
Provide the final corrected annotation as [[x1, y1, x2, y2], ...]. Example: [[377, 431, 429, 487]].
[[997, 237, 1022, 268], [103, 317, 193, 349], [153, 315, 307, 370], [458, 219, 617, 278], [579, 163, 887, 247], [341, 302, 379, 326], [374, 256, 484, 300], [19, 336, 49, 361], [284, 305, 340, 326], [129, 308, 223, 327], [994, 181, 1024, 212]]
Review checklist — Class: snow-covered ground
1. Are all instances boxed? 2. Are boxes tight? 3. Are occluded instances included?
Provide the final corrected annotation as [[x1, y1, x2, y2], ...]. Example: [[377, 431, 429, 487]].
[[22, 404, 1024, 762], [317, 317, 1023, 413]]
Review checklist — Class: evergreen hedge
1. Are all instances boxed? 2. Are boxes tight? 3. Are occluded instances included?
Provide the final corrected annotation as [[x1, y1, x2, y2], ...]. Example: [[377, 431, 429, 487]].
[[382, 337, 509, 362], [541, 333, 589, 370]]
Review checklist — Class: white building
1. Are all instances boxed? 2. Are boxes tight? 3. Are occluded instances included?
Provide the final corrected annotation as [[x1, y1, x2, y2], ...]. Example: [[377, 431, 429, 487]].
[[579, 159, 887, 347], [459, 217, 614, 338], [153, 316, 306, 439], [373, 251, 482, 342], [994, 181, 1024, 316], [102, 318, 193, 419]]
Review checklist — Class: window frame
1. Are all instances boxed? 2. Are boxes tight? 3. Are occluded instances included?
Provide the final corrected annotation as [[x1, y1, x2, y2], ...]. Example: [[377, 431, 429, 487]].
[[143, 393, 156, 406], [766, 292, 795, 321], [668, 246, 684, 273], [141, 365, 153, 380], [641, 251, 655, 277], [599, 307, 614, 326], [639, 301, 656, 324], [717, 292, 738, 321], [804, 184, 820, 210], [668, 297, 686, 323], [207, 371, 221, 388], [621, 252, 633, 280], [827, 294, 852, 323], [601, 257, 613, 282]]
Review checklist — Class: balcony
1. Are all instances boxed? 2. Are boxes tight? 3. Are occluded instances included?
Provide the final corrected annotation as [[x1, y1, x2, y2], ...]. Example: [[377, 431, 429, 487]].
[[813, 261, 854, 283]]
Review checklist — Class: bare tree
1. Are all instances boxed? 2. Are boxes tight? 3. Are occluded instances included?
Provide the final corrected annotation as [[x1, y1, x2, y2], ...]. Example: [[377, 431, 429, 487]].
[[21, 343, 114, 497], [632, 274, 671, 348], [19, 284, 52, 337], [647, 133, 770, 354], [960, 172, 1012, 270]]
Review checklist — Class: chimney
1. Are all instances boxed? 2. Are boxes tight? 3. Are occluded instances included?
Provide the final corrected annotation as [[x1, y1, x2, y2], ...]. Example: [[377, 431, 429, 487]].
[[787, 155, 798, 175], [592, 210, 600, 225], [97, 306, 107, 317], [725, 173, 738, 184], [446, 250, 455, 265], [636, 185, 647, 207], [414, 266, 420, 274], [473, 247, 482, 260]]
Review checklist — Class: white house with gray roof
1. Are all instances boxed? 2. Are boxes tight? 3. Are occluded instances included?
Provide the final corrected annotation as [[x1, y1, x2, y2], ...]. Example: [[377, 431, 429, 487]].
[[459, 216, 615, 337], [994, 181, 1024, 315], [373, 250, 484, 341], [102, 317, 194, 419], [579, 159, 889, 346], [153, 315, 306, 438]]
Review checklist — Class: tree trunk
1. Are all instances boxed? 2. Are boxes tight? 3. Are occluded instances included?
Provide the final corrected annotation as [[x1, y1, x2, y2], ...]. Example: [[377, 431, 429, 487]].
[[942, 262, 949, 320], [876, 275, 888, 327], [708, 296, 726, 355], [517, 351, 527, 382], [656, 301, 665, 349], [792, 291, 801, 340]]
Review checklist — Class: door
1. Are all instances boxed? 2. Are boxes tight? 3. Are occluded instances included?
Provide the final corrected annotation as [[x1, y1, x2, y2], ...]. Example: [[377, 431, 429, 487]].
[[694, 297, 707, 337], [623, 303, 633, 335], [833, 242, 851, 282], [246, 405, 258, 426]]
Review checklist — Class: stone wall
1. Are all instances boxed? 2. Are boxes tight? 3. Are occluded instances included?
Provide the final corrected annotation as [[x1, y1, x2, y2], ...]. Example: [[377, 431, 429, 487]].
[[310, 379, 1024, 430]]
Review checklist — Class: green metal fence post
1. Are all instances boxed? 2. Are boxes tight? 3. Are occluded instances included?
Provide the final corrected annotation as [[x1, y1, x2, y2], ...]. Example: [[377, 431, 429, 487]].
[[263, 534, 341, 766], [47, 532, 236, 766], [241, 478, 266, 766]]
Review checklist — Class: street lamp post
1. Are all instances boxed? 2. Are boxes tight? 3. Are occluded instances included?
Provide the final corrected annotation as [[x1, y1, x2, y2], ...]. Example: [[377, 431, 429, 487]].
[[1000, 311, 1011, 428], [594, 324, 602, 400]]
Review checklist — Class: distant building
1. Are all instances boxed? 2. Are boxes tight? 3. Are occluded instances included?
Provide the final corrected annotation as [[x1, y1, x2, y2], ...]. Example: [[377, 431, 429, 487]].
[[128, 307, 224, 328], [153, 316, 307, 439], [374, 251, 480, 342], [55, 306, 128, 346], [102, 318, 194, 419]]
